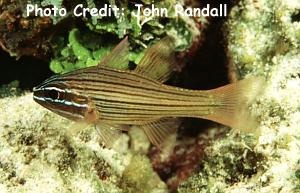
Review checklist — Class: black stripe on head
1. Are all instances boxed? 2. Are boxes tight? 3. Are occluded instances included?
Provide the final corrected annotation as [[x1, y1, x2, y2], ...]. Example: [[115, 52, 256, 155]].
[[33, 74, 62, 91], [33, 83, 90, 122]]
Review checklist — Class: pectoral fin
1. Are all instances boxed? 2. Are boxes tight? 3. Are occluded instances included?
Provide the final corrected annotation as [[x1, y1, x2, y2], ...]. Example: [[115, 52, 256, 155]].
[[98, 37, 129, 70], [135, 36, 177, 83], [140, 118, 181, 148]]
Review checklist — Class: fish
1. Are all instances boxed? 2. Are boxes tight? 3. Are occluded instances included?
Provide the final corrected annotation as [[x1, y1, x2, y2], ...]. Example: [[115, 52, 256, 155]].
[[33, 36, 263, 148]]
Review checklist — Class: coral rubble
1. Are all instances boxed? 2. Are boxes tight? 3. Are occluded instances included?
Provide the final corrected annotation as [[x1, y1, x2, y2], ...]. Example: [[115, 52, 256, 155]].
[[0, 0, 204, 73], [0, 0, 205, 192], [179, 0, 300, 192], [0, 92, 169, 193], [1, 0, 300, 192]]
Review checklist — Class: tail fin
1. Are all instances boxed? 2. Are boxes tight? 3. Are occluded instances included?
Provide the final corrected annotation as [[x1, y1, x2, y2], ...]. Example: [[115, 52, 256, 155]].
[[205, 77, 265, 133]]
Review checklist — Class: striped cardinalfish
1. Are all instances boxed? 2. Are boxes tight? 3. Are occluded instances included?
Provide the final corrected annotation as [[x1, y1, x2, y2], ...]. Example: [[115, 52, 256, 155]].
[[33, 36, 263, 148]]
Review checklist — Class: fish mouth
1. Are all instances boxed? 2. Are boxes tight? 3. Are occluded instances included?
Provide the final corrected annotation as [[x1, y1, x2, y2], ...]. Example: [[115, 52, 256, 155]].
[[33, 86, 38, 92], [33, 82, 45, 92]]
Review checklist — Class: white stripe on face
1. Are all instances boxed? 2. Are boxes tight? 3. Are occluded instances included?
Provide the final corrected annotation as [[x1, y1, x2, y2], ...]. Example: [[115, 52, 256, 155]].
[[33, 95, 46, 102], [43, 87, 73, 93], [47, 105, 85, 119], [34, 94, 88, 108]]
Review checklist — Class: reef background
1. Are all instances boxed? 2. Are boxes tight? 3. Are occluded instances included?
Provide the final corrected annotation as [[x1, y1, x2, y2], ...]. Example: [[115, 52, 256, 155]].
[[1, 0, 300, 193]]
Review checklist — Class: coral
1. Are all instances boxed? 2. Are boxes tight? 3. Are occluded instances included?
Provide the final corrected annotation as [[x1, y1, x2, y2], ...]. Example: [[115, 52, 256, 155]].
[[0, 91, 169, 192], [149, 127, 225, 191], [49, 0, 202, 74], [178, 134, 265, 193], [0, 0, 54, 58], [120, 154, 168, 193], [0, 92, 120, 192], [0, 0, 204, 72], [0, 1, 205, 192], [226, 0, 300, 80], [178, 0, 300, 192], [4, 0, 300, 192]]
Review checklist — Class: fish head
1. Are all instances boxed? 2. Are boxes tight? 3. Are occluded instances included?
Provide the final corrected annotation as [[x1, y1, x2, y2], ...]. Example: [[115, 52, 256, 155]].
[[33, 75, 98, 123]]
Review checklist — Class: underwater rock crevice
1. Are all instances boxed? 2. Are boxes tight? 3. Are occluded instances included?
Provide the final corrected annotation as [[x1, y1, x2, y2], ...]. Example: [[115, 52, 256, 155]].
[[291, 11, 300, 22]]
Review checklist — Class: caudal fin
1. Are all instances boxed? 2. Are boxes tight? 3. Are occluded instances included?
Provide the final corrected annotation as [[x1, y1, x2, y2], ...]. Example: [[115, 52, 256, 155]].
[[205, 77, 265, 133]]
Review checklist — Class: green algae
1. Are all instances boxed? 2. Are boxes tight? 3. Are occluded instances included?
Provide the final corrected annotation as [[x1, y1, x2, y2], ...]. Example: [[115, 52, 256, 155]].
[[0, 0, 197, 69], [0, 1, 202, 192], [5, 0, 300, 192], [50, 28, 114, 73], [46, 0, 194, 74]]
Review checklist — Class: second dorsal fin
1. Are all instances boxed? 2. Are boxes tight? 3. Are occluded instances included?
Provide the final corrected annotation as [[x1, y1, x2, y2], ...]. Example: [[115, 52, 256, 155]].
[[134, 36, 177, 83], [98, 37, 129, 70]]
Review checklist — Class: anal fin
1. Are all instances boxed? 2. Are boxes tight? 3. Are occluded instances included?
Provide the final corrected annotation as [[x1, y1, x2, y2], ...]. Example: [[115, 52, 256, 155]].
[[140, 118, 181, 148]]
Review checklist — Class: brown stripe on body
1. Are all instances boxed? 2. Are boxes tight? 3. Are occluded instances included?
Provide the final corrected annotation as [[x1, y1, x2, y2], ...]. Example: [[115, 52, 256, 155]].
[[58, 66, 219, 124], [58, 67, 208, 99]]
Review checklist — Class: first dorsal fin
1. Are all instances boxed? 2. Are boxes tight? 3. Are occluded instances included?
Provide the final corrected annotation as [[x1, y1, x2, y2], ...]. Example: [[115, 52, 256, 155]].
[[141, 118, 181, 149], [98, 36, 129, 70], [135, 36, 177, 83]]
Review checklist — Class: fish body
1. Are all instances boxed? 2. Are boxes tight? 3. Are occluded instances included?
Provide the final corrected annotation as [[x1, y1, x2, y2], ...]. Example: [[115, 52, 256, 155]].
[[34, 65, 218, 124], [33, 37, 263, 147]]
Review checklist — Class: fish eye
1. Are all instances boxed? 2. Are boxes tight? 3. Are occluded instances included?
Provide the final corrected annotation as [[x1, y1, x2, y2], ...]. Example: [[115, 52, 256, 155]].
[[46, 90, 60, 100]]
